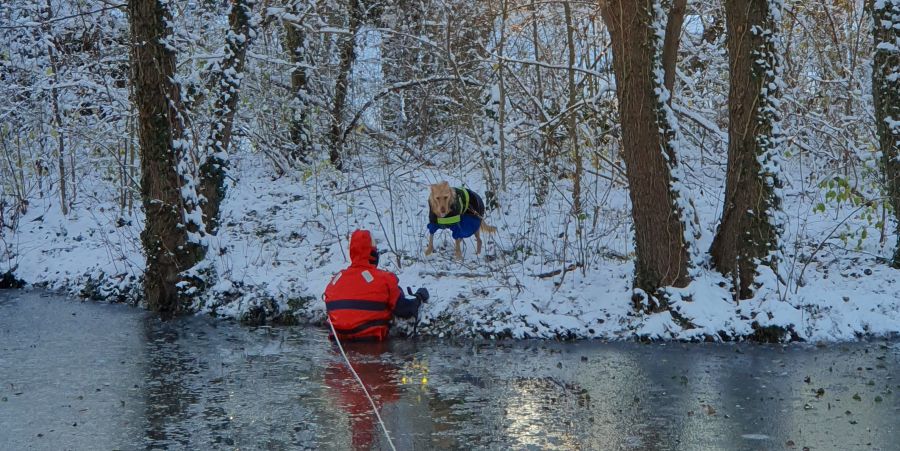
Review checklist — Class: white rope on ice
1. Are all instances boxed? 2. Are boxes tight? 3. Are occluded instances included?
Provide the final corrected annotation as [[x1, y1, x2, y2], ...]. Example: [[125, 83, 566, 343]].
[[327, 319, 397, 451]]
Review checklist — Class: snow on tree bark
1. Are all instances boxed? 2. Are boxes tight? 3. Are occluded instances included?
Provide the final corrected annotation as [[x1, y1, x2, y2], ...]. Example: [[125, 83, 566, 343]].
[[871, 0, 900, 268], [710, 0, 786, 299], [600, 0, 700, 309], [200, 0, 260, 234], [328, 0, 364, 171], [283, 0, 314, 164], [128, 0, 196, 315], [380, 0, 427, 139]]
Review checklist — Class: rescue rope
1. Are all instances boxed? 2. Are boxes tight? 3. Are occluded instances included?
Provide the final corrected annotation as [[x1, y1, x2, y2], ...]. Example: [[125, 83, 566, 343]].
[[327, 319, 398, 451]]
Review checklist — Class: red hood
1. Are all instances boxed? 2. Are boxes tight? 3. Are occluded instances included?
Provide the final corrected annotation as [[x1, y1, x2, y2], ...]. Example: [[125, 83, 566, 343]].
[[349, 229, 375, 266]]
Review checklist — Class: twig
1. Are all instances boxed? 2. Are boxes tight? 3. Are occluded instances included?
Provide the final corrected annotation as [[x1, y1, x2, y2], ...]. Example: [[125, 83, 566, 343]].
[[0, 4, 125, 29], [532, 263, 582, 279], [419, 271, 491, 278], [793, 199, 884, 292]]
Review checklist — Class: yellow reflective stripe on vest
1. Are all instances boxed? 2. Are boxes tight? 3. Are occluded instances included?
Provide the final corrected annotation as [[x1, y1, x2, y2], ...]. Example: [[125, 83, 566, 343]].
[[437, 215, 461, 225], [436, 189, 469, 225]]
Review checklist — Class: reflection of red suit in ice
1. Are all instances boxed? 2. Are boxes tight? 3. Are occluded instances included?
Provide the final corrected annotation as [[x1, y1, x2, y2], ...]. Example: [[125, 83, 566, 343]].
[[324, 342, 400, 450]]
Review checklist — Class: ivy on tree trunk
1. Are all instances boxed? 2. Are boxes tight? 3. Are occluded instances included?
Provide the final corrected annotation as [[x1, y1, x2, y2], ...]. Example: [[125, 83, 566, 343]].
[[128, 0, 194, 316], [201, 0, 258, 234], [600, 0, 697, 309], [710, 0, 785, 299], [871, 0, 900, 268], [283, 1, 313, 165]]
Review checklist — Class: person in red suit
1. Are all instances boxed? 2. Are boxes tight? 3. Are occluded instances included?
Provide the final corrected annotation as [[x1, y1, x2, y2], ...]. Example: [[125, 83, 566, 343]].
[[324, 229, 428, 341]]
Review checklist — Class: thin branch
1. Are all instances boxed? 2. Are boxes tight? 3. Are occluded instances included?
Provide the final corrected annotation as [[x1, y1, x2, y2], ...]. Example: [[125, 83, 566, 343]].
[[0, 4, 125, 30], [341, 76, 483, 143]]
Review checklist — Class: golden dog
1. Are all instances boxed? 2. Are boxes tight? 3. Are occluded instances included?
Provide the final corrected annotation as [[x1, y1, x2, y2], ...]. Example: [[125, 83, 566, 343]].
[[425, 181, 496, 259]]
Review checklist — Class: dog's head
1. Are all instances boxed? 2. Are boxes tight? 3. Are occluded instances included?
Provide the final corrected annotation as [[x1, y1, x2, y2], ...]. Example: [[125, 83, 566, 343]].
[[428, 181, 455, 218]]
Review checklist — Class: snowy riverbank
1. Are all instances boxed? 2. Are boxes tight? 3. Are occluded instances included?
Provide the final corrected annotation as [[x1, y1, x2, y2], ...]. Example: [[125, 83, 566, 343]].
[[4, 150, 900, 342]]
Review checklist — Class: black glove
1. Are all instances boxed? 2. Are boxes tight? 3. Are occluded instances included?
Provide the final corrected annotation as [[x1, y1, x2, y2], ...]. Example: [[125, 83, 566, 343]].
[[406, 287, 429, 304]]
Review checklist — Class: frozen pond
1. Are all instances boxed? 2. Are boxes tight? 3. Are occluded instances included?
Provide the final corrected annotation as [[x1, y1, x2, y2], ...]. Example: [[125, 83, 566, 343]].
[[1, 290, 899, 450]]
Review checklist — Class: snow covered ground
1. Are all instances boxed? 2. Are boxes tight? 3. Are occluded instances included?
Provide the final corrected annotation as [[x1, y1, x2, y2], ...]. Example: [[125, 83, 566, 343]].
[[4, 145, 900, 342]]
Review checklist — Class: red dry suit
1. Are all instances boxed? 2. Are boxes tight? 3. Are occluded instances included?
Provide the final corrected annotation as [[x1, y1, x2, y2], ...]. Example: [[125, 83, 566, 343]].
[[324, 230, 402, 341]]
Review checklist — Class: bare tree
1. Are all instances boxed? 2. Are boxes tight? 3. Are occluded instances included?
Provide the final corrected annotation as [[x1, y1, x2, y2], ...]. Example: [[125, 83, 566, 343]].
[[41, 0, 68, 216], [563, 1, 583, 247], [381, 0, 427, 139], [662, 0, 688, 100], [328, 0, 364, 170], [529, 0, 551, 202], [497, 0, 509, 192]]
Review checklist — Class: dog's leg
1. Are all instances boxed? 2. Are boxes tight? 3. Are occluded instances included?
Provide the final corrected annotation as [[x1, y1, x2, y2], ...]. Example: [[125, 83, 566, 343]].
[[425, 233, 434, 256], [454, 239, 463, 260], [475, 228, 482, 255]]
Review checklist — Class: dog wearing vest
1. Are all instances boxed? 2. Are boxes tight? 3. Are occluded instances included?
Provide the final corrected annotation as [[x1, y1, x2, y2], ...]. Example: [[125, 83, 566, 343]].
[[425, 181, 496, 259]]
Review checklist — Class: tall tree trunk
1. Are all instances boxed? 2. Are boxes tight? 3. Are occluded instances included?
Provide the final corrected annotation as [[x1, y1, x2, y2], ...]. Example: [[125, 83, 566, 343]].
[[446, 1, 494, 131], [498, 0, 509, 192], [69, 141, 77, 205], [564, 1, 582, 229], [530, 0, 550, 203], [871, 0, 900, 268], [200, 0, 258, 234], [120, 130, 128, 213], [662, 0, 688, 101], [129, 0, 192, 316], [128, 109, 137, 214], [600, 0, 696, 306], [381, 0, 422, 138], [329, 0, 364, 170], [564, 0, 585, 272], [530, 0, 544, 114], [283, 0, 313, 164], [42, 1, 67, 216], [710, 0, 784, 299]]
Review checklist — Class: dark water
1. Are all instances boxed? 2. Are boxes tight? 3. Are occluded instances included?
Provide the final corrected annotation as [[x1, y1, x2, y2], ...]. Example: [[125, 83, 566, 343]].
[[1, 291, 899, 450]]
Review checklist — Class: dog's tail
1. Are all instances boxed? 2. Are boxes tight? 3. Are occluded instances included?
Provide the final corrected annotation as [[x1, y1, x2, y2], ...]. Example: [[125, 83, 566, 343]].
[[480, 221, 497, 234]]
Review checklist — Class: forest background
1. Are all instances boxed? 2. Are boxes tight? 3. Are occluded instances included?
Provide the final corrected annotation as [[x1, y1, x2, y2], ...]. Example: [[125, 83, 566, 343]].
[[2, 0, 900, 341]]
